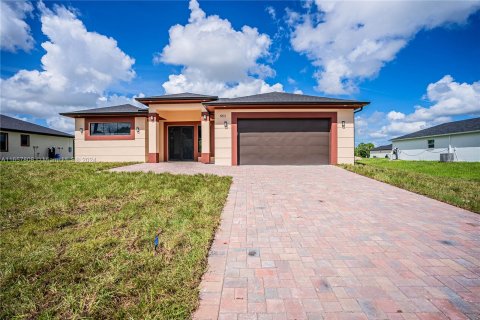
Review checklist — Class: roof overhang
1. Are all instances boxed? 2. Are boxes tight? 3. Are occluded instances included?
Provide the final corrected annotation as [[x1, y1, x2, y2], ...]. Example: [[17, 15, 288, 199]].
[[391, 129, 480, 142], [0, 128, 73, 138], [203, 102, 369, 113], [60, 111, 149, 118], [136, 97, 218, 106]]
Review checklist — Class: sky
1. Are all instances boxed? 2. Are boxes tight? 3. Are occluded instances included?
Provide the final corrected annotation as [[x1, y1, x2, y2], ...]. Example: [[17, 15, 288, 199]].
[[1, 0, 480, 146]]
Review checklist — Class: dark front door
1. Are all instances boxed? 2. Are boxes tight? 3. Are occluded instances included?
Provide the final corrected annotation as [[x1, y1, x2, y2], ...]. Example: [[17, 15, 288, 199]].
[[238, 118, 330, 165], [168, 126, 194, 161]]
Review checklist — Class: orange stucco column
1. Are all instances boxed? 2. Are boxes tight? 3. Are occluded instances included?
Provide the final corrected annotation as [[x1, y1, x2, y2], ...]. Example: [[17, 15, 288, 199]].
[[200, 112, 211, 163], [147, 113, 160, 163]]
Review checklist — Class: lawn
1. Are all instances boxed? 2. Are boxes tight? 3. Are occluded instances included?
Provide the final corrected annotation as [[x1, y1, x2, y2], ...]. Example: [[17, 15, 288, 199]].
[[339, 158, 480, 213], [0, 161, 231, 319]]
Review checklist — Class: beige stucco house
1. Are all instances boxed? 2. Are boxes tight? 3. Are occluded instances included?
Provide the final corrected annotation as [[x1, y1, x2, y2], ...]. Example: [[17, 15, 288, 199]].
[[61, 92, 369, 165], [1, 114, 74, 160]]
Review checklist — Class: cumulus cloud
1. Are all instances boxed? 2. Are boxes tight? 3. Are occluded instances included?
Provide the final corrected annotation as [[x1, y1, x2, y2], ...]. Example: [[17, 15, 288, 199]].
[[0, 0, 34, 52], [0, 2, 136, 133], [288, 1, 480, 94], [370, 76, 480, 140], [156, 0, 283, 97]]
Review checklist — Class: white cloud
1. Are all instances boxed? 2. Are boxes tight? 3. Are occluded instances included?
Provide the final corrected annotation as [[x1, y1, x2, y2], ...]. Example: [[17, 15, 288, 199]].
[[370, 76, 480, 139], [289, 1, 480, 94], [387, 111, 405, 121], [0, 0, 34, 52], [293, 89, 303, 94], [0, 2, 136, 133], [157, 0, 283, 97], [265, 6, 276, 20]]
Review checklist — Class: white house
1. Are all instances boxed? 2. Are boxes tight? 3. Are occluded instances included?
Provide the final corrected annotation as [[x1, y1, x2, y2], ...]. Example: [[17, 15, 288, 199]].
[[0, 114, 74, 160], [391, 117, 480, 162], [369, 144, 392, 159]]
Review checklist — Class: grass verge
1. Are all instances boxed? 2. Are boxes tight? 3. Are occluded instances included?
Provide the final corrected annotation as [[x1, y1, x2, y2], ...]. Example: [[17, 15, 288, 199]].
[[339, 159, 480, 213], [0, 161, 231, 319]]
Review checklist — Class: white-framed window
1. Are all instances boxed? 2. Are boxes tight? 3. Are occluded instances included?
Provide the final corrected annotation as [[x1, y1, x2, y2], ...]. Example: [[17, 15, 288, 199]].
[[427, 139, 435, 149]]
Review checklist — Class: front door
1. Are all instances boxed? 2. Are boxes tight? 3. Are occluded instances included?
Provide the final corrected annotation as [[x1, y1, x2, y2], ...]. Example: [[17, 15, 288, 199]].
[[168, 126, 194, 161]]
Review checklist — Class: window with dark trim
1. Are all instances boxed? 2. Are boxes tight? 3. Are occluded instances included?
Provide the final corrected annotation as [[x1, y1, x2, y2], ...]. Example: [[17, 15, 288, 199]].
[[0, 132, 7, 152], [21, 134, 30, 147], [89, 122, 131, 136], [198, 125, 202, 153], [427, 139, 435, 149]]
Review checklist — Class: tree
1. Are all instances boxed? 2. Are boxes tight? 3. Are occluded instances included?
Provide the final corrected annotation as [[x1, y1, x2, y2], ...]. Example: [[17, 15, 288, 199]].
[[355, 142, 375, 158]]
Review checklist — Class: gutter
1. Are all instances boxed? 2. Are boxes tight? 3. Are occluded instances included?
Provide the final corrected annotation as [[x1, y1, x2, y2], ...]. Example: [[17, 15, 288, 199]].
[[354, 107, 364, 114]]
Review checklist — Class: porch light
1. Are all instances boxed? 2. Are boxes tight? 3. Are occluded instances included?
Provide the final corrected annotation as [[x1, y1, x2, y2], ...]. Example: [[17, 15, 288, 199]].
[[136, 126, 140, 133], [341, 121, 345, 129], [224, 121, 228, 129], [80, 127, 84, 134], [203, 114, 207, 121]]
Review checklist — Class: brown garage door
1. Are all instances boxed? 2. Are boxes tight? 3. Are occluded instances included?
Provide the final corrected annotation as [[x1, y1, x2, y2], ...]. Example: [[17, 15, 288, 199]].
[[238, 118, 330, 165]]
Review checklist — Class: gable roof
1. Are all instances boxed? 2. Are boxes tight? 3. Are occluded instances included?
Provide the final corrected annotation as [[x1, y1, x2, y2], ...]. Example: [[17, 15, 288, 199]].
[[136, 92, 218, 104], [0, 114, 73, 138], [392, 117, 480, 141], [60, 104, 148, 117], [204, 92, 369, 106], [371, 144, 392, 151]]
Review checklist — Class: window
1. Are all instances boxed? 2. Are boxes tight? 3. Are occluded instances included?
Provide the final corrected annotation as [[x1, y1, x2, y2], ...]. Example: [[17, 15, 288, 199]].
[[20, 134, 30, 147], [89, 122, 131, 135], [0, 132, 7, 152], [198, 125, 202, 153], [427, 139, 435, 149]]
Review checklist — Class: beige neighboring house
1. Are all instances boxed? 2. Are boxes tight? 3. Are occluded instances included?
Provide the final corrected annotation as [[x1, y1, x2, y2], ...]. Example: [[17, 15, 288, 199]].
[[0, 114, 74, 160], [60, 92, 369, 165]]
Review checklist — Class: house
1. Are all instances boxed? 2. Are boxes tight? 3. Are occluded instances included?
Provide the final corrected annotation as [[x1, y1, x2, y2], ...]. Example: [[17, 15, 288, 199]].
[[60, 92, 369, 165], [369, 144, 392, 159], [0, 114, 74, 160], [392, 117, 480, 162]]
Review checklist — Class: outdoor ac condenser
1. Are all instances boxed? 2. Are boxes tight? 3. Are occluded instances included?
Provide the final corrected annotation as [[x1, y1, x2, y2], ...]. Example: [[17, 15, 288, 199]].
[[440, 153, 454, 162]]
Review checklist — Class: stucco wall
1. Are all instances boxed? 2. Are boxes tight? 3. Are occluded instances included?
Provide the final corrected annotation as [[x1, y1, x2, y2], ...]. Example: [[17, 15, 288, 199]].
[[74, 117, 148, 162], [0, 130, 73, 160], [393, 131, 480, 162], [214, 108, 355, 165]]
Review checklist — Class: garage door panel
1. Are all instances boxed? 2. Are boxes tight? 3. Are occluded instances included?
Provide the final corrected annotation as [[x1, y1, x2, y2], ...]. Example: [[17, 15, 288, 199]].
[[240, 146, 329, 165], [238, 119, 330, 165], [240, 132, 329, 147]]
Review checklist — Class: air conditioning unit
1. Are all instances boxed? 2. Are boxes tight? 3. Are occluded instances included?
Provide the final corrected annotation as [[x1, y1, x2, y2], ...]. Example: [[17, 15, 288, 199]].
[[440, 153, 454, 162]]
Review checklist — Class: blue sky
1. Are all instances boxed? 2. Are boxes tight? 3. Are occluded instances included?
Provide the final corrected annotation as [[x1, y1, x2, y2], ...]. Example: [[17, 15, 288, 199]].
[[1, 0, 480, 145]]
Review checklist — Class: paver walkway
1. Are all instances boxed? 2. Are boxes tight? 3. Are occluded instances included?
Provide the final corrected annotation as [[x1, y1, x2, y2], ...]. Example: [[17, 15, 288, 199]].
[[112, 163, 480, 320]]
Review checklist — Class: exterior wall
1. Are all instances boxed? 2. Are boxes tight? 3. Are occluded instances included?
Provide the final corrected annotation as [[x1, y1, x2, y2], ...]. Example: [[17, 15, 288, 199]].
[[214, 108, 355, 165], [393, 131, 480, 162], [0, 130, 73, 159], [148, 103, 203, 162], [370, 150, 391, 159], [74, 117, 148, 162]]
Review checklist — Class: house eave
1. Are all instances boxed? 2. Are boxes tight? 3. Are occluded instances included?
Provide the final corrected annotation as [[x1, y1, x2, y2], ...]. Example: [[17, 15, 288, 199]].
[[391, 129, 480, 142]]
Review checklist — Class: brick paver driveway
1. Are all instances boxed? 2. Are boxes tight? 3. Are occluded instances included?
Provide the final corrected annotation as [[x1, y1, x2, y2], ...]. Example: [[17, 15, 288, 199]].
[[113, 163, 480, 320]]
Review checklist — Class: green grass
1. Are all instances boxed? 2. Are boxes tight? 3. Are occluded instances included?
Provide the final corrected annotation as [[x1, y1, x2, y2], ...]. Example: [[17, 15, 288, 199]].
[[339, 158, 480, 213], [0, 161, 231, 319]]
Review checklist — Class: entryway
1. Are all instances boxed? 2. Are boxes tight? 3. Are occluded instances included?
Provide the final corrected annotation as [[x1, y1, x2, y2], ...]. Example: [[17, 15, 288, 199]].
[[168, 126, 194, 161]]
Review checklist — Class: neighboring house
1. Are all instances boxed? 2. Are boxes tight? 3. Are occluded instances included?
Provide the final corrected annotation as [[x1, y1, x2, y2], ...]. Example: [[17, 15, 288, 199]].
[[370, 144, 392, 159], [60, 92, 369, 165], [392, 117, 480, 162], [0, 114, 74, 160]]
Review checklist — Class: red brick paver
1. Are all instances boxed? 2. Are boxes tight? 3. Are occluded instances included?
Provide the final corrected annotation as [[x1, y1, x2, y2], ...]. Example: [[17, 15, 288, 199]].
[[112, 163, 480, 320]]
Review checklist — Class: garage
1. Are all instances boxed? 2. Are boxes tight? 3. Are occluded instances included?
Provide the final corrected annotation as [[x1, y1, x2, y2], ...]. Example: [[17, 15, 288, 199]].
[[237, 118, 330, 165]]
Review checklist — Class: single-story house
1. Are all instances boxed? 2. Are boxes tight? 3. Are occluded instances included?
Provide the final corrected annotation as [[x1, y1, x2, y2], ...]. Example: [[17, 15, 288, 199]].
[[392, 117, 480, 162], [0, 114, 74, 160], [60, 92, 369, 165], [369, 144, 392, 159]]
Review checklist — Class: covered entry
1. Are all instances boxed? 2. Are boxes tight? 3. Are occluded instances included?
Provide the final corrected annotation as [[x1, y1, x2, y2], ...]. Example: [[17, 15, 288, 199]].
[[237, 118, 330, 165]]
